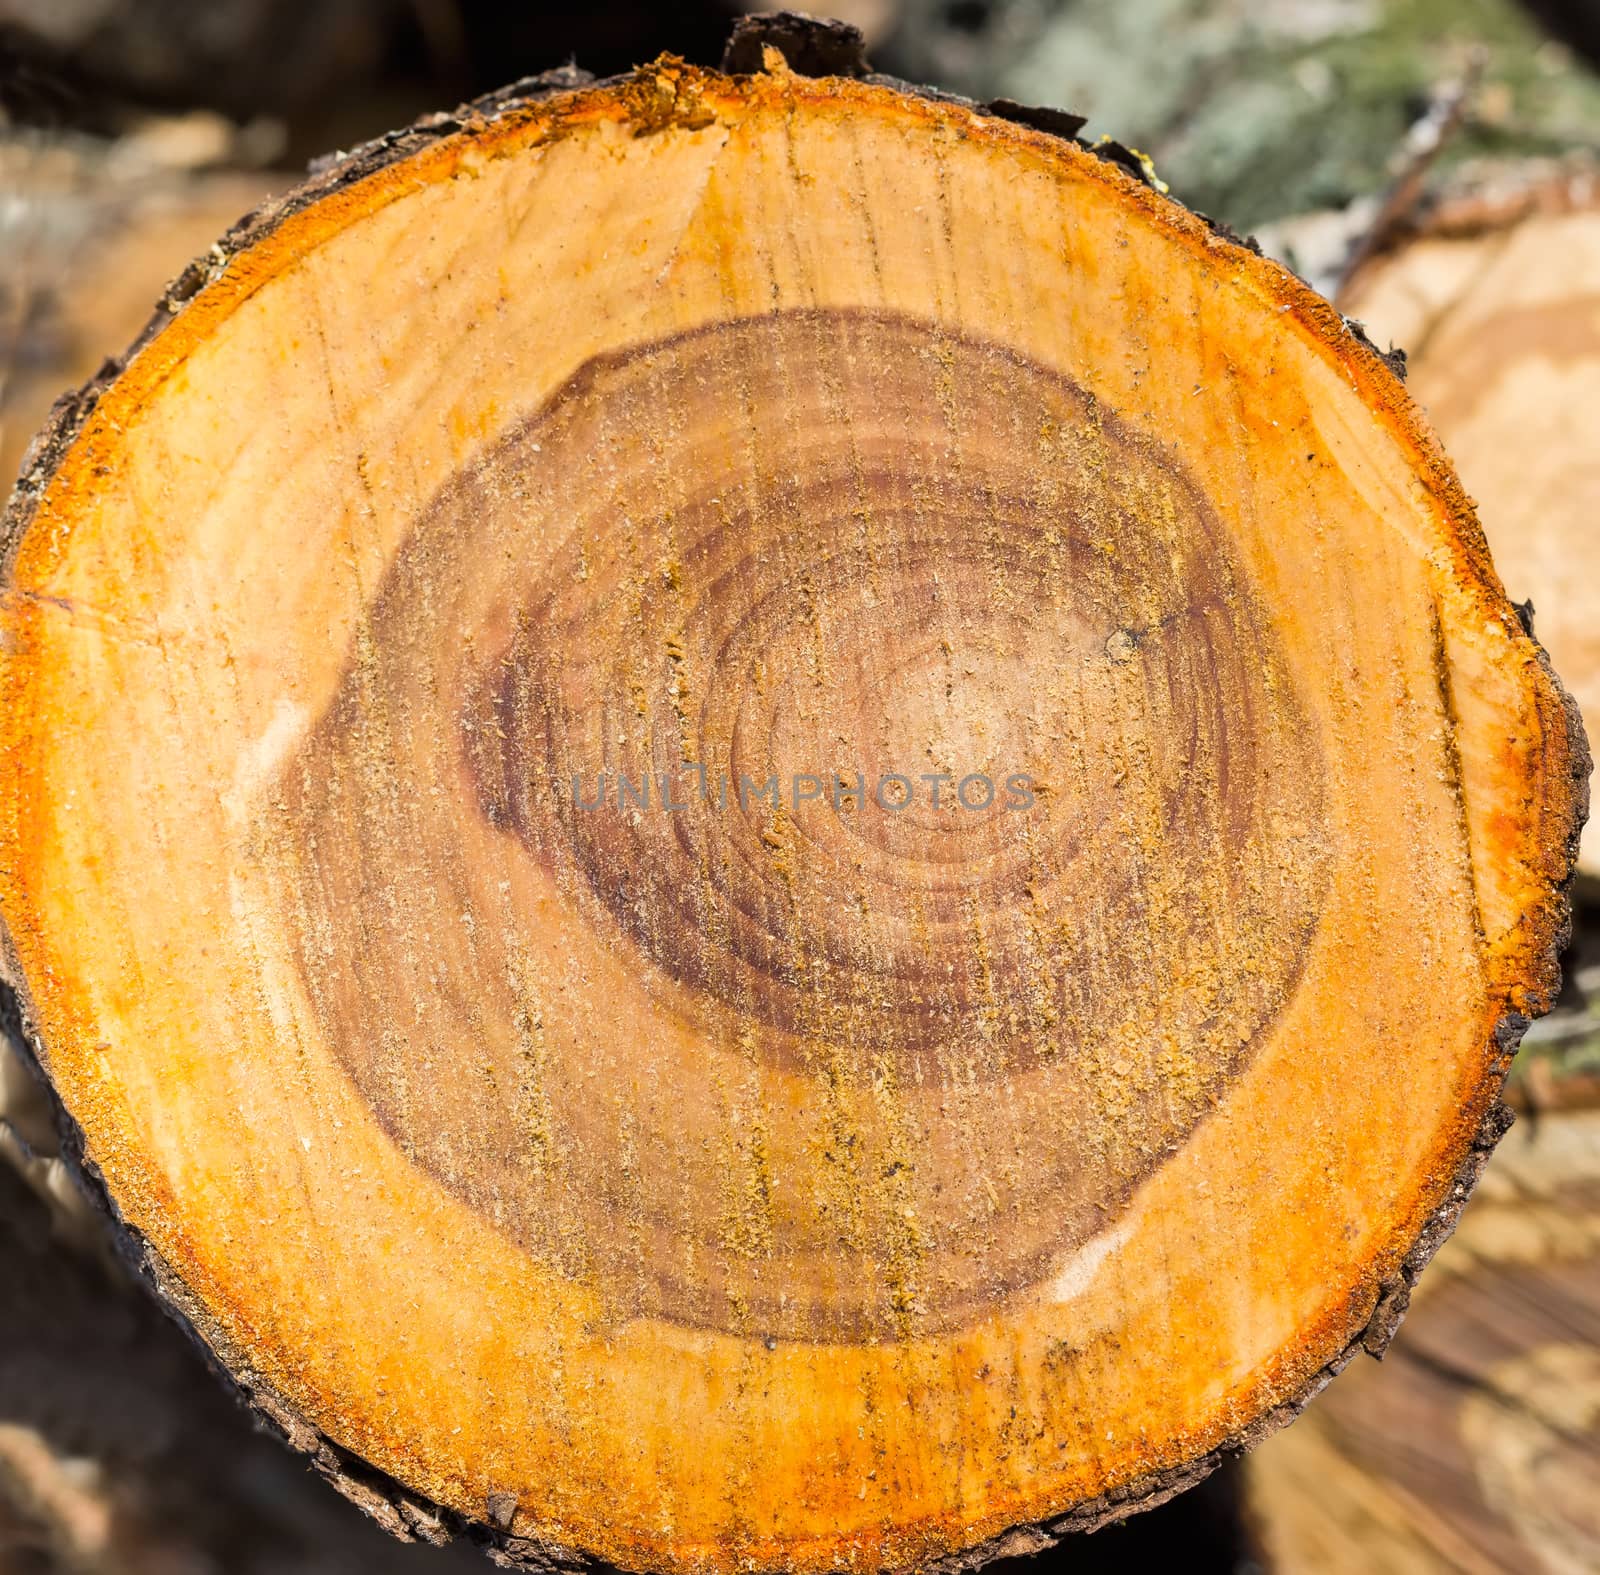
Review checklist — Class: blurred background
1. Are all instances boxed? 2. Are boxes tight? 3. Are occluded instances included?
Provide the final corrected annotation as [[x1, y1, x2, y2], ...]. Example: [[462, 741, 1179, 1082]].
[[2, 3, 1599, 1572]]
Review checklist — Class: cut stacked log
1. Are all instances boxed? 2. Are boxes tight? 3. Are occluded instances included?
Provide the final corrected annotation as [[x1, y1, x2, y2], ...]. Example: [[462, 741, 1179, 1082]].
[[0, 22, 1586, 1574]]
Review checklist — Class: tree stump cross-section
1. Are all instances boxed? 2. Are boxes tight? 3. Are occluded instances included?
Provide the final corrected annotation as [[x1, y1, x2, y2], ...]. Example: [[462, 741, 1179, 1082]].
[[0, 31, 1588, 1575]]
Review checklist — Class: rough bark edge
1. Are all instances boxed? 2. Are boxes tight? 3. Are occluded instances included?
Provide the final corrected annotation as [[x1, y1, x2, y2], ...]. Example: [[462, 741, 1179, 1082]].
[[0, 13, 1587, 1572]]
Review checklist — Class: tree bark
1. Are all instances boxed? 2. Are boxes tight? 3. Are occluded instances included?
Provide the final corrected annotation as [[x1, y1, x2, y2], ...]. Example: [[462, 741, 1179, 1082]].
[[0, 21, 1588, 1575]]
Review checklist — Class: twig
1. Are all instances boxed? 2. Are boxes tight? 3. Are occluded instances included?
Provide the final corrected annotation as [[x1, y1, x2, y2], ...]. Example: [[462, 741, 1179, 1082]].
[[1335, 48, 1488, 303]]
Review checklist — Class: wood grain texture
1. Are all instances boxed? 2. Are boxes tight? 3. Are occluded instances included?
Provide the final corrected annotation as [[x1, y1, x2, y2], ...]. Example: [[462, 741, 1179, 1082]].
[[1343, 165, 1600, 878], [0, 41, 1587, 1575]]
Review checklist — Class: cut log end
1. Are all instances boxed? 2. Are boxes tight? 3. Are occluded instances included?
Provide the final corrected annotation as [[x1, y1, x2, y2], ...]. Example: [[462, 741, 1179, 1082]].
[[0, 36, 1588, 1575]]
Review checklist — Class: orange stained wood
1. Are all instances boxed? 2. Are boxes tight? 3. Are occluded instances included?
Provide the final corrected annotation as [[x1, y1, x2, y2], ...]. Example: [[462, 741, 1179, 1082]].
[[0, 60, 1585, 1574]]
